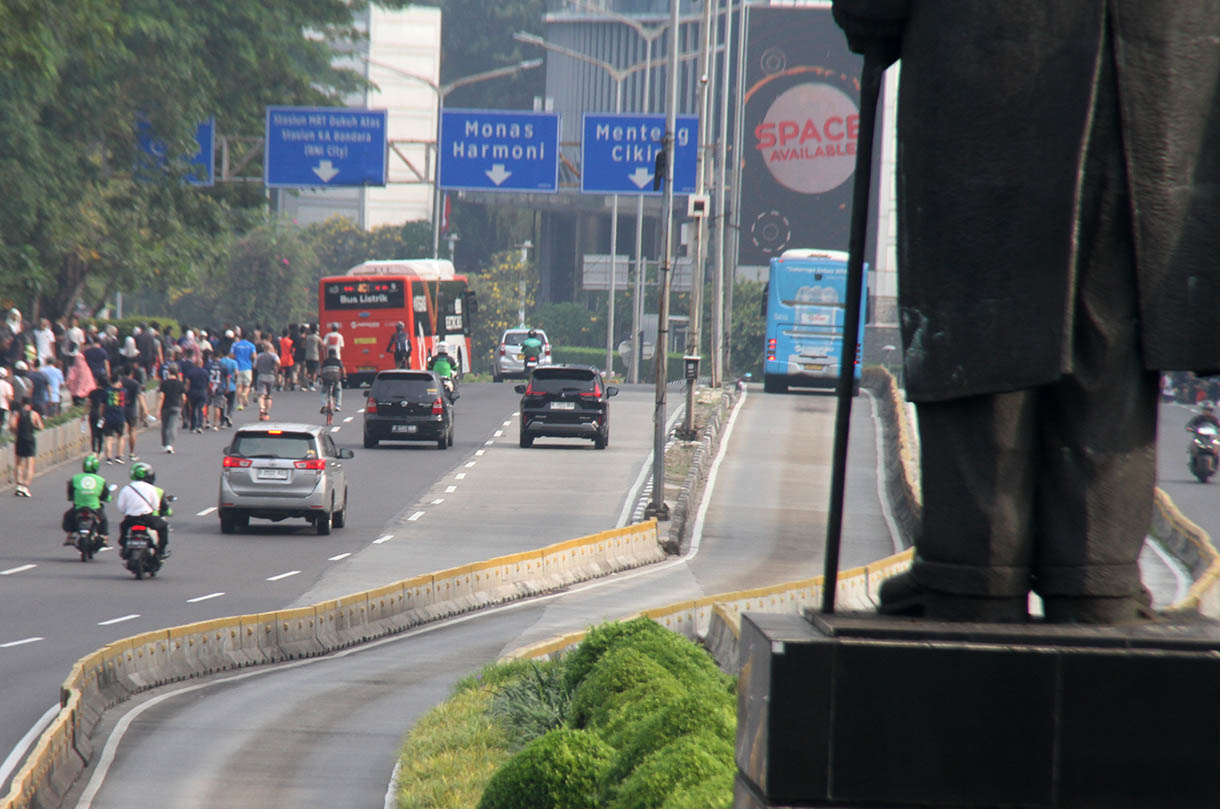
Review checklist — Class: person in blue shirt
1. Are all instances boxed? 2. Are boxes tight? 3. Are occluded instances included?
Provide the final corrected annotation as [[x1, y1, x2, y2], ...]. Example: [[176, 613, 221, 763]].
[[230, 331, 256, 411], [219, 349, 238, 427]]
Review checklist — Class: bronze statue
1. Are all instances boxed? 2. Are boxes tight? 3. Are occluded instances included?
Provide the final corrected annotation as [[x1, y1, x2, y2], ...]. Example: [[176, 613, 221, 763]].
[[833, 1, 1220, 622]]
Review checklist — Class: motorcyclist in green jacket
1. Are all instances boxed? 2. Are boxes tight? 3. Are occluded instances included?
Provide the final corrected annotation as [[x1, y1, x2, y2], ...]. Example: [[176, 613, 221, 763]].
[[521, 329, 543, 367], [427, 345, 455, 379], [64, 453, 111, 546]]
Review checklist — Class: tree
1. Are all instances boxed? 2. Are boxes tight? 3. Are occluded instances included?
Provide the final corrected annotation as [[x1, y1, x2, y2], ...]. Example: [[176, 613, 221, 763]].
[[469, 249, 536, 370], [728, 280, 765, 377], [302, 215, 433, 280], [0, 0, 415, 320]]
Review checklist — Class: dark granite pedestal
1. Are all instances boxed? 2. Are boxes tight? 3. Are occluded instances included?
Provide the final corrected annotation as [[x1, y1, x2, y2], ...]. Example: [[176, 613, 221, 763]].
[[735, 610, 1220, 809]]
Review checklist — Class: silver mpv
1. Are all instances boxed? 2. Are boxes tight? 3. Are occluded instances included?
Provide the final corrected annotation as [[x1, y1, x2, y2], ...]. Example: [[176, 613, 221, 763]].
[[217, 423, 353, 535]]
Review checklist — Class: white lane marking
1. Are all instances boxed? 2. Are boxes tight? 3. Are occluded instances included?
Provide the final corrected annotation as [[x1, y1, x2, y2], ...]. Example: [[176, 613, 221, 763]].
[[1146, 536, 1193, 604], [464, 461, 476, 468], [343, 416, 354, 423], [0, 564, 36, 576], [266, 570, 300, 582], [863, 388, 905, 557], [186, 593, 225, 604], [502, 420, 511, 427], [97, 547, 112, 553], [493, 430, 503, 438], [445, 485, 456, 493], [330, 426, 341, 433], [0, 637, 44, 649], [408, 511, 424, 521], [195, 506, 217, 517], [455, 473, 466, 480], [0, 702, 58, 788], [431, 498, 444, 505], [617, 402, 687, 528], [357, 408, 365, 414], [329, 553, 351, 561], [97, 615, 140, 627], [373, 535, 393, 545], [686, 389, 749, 557], [475, 449, 485, 457], [483, 439, 494, 446], [512, 411, 520, 416]]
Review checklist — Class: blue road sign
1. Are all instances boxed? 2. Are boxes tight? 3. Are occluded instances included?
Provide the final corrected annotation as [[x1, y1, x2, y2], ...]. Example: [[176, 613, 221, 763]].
[[264, 106, 387, 188], [581, 114, 699, 195], [136, 118, 215, 186], [439, 109, 559, 192]]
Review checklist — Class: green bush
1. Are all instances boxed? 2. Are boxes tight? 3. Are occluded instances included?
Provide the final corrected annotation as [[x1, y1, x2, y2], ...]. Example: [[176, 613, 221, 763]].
[[564, 617, 729, 694], [489, 660, 573, 750], [608, 733, 735, 809], [476, 728, 614, 809], [596, 678, 688, 751], [569, 648, 679, 730], [657, 766, 734, 809], [533, 302, 602, 348], [606, 690, 737, 784]]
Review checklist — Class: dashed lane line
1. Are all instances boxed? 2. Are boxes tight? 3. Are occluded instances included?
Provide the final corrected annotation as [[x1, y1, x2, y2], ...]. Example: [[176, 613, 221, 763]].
[[408, 511, 425, 521], [343, 416, 354, 423], [445, 485, 456, 493], [196, 506, 217, 517], [1, 564, 36, 576], [431, 498, 444, 505], [373, 535, 393, 545], [186, 593, 225, 604], [266, 570, 300, 582], [97, 615, 140, 627], [502, 420, 512, 427], [455, 473, 466, 480], [493, 430, 503, 438], [464, 461, 476, 468], [0, 637, 44, 649], [475, 450, 485, 457], [330, 426, 341, 433], [328, 553, 351, 561]]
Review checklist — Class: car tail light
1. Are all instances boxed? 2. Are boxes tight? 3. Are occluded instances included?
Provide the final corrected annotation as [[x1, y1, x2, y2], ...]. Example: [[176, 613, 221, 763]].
[[499, 345, 506, 355], [366, 399, 378, 414], [581, 381, 602, 398], [223, 456, 252, 468], [431, 397, 444, 415], [544, 344, 551, 356], [294, 459, 326, 471]]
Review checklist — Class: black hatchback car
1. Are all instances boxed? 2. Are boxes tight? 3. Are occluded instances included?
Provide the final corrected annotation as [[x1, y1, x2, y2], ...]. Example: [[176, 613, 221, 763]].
[[515, 365, 617, 449], [362, 370, 457, 449]]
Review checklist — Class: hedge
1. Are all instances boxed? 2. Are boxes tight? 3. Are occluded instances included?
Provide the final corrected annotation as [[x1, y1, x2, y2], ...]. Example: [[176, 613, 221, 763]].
[[563, 616, 729, 693], [605, 690, 737, 785], [608, 732, 735, 809], [569, 648, 679, 730], [550, 346, 701, 382], [476, 728, 614, 809]]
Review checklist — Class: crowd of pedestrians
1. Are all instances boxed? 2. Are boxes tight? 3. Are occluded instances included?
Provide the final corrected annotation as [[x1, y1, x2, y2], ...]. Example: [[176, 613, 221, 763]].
[[0, 310, 331, 496]]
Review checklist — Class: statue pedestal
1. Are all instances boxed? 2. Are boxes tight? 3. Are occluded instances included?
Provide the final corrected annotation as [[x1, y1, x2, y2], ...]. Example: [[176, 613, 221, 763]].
[[735, 610, 1220, 809]]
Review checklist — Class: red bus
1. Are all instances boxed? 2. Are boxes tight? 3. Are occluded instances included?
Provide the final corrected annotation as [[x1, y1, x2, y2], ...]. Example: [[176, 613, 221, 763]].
[[317, 259, 478, 386]]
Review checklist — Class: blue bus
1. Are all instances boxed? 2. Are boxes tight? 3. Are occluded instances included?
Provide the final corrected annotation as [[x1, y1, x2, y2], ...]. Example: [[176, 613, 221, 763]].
[[761, 249, 867, 394]]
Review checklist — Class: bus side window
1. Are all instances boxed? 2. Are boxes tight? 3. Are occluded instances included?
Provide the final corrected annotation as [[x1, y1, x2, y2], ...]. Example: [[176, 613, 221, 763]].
[[761, 283, 768, 316], [465, 291, 478, 314]]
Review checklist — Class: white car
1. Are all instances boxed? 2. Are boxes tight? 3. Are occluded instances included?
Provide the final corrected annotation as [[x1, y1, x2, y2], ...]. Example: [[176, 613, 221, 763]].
[[493, 328, 551, 381]]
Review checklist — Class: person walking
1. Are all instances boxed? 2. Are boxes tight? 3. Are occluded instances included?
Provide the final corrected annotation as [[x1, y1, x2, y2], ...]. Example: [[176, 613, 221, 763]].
[[101, 373, 126, 464], [41, 357, 64, 417], [157, 364, 185, 454], [120, 364, 146, 461], [203, 350, 229, 430], [183, 354, 209, 433], [253, 341, 280, 421], [231, 330, 256, 410], [219, 348, 238, 427], [10, 398, 43, 496], [0, 367, 12, 429], [66, 346, 95, 406], [87, 380, 107, 455], [278, 328, 295, 391], [303, 324, 322, 390]]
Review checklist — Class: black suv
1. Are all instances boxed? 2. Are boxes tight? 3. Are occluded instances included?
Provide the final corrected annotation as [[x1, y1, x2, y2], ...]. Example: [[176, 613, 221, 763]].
[[515, 365, 617, 449], [362, 370, 457, 449]]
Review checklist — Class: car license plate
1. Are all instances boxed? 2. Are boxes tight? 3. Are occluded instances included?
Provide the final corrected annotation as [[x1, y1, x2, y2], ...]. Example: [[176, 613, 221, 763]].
[[804, 363, 826, 372], [550, 401, 576, 410], [515, 353, 524, 360], [392, 424, 418, 433], [257, 468, 289, 480]]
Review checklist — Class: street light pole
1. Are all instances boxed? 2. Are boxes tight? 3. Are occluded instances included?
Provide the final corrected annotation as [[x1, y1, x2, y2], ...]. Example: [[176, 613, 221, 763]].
[[711, 0, 733, 388]]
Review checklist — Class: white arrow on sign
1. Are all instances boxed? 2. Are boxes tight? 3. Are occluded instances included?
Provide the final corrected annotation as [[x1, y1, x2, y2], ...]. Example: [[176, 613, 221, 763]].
[[312, 160, 340, 182], [484, 164, 512, 186], [628, 166, 654, 189]]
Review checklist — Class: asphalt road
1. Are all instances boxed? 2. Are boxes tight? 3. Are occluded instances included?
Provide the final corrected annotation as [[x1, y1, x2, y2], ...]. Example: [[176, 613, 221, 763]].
[[0, 380, 662, 793]]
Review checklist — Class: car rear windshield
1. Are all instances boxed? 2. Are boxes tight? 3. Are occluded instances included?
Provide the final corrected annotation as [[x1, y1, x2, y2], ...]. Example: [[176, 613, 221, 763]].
[[230, 432, 317, 459], [371, 374, 439, 400], [529, 368, 597, 394], [503, 330, 546, 345]]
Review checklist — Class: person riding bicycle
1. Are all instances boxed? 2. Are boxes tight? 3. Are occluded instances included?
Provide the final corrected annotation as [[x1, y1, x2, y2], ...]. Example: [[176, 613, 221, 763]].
[[521, 329, 543, 365], [319, 348, 345, 413], [63, 453, 111, 546], [386, 322, 413, 369], [116, 462, 171, 559]]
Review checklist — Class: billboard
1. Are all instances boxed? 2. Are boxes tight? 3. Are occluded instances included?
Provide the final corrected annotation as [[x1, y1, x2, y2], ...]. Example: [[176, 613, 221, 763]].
[[737, 6, 876, 267]]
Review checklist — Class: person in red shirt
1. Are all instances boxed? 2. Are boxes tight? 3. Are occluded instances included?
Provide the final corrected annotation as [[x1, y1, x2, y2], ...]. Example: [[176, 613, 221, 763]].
[[278, 329, 296, 391]]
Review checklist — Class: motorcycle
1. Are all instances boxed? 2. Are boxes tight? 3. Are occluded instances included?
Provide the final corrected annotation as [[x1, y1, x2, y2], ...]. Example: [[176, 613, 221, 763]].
[[1188, 424, 1220, 483], [72, 507, 107, 562], [523, 354, 539, 377], [441, 374, 458, 401], [121, 495, 175, 579]]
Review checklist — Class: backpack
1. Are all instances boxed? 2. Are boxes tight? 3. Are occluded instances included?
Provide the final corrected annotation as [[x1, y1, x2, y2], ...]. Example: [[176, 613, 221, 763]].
[[391, 331, 410, 354]]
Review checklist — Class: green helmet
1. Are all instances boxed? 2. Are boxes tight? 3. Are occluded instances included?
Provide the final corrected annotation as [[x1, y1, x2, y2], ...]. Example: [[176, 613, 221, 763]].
[[130, 462, 153, 482], [82, 454, 100, 474]]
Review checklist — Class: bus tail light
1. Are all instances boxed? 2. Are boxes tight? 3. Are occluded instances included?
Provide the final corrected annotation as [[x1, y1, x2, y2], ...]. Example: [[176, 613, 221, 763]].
[[767, 338, 776, 351]]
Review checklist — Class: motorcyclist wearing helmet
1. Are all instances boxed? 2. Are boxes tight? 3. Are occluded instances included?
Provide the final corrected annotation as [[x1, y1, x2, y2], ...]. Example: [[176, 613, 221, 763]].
[[386, 322, 412, 369], [63, 454, 111, 546], [116, 462, 171, 559], [521, 329, 543, 365], [427, 344, 455, 379], [1186, 401, 1220, 434]]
